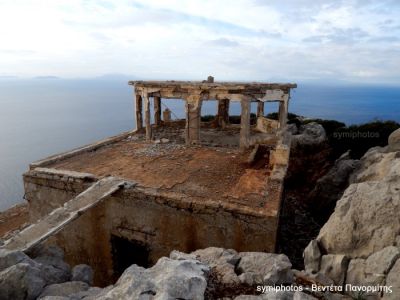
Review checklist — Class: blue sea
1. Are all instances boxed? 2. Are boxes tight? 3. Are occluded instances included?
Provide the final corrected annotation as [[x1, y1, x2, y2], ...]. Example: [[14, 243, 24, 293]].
[[1, 78, 399, 211]]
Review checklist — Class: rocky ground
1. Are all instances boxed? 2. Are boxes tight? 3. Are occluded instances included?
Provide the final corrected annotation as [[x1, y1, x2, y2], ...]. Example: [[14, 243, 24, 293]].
[[0, 203, 29, 238]]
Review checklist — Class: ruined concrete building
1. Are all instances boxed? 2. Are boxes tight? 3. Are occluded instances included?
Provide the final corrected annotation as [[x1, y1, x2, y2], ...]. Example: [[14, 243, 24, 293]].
[[1, 78, 297, 286]]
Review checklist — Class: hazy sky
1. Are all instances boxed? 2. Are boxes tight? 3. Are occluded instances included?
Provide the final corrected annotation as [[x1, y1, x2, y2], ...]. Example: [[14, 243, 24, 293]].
[[0, 0, 399, 83]]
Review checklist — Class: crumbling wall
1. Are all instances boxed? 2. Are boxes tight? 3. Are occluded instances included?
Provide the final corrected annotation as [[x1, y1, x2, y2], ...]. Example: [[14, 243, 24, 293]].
[[23, 168, 96, 222], [41, 185, 278, 286]]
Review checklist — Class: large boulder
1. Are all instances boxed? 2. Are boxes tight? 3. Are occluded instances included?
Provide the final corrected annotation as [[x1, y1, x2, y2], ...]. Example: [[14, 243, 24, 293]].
[[34, 253, 71, 285], [0, 250, 36, 272], [0, 262, 46, 300], [38, 281, 89, 299], [317, 177, 400, 258], [187, 247, 240, 285], [71, 264, 93, 285], [98, 257, 209, 300], [350, 147, 400, 183], [319, 254, 349, 285], [291, 122, 327, 147], [304, 146, 400, 297], [303, 240, 321, 274], [236, 252, 293, 286], [383, 259, 400, 299], [388, 128, 400, 152], [307, 151, 359, 220]]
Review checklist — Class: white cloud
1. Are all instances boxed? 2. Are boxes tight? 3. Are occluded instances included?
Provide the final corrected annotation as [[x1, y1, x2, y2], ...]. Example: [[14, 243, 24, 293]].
[[0, 0, 399, 84]]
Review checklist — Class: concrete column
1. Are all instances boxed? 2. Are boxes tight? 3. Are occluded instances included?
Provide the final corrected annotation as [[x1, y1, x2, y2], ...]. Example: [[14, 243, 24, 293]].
[[257, 101, 265, 118], [135, 94, 143, 130], [143, 93, 152, 140], [240, 99, 251, 150], [278, 94, 289, 129], [185, 96, 202, 145], [154, 96, 161, 126], [216, 99, 230, 128]]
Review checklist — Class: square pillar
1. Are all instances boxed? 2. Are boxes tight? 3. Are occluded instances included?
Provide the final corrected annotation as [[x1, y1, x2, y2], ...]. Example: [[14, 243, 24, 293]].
[[143, 94, 152, 141], [216, 99, 230, 128], [278, 94, 289, 129], [135, 94, 143, 130], [154, 96, 161, 126], [257, 101, 264, 118], [240, 99, 251, 150], [185, 96, 202, 145]]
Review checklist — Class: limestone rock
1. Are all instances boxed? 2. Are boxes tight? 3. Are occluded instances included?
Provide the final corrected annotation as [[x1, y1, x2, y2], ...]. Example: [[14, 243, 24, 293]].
[[234, 291, 317, 300], [72, 264, 93, 285], [98, 257, 209, 300], [350, 147, 400, 183], [292, 122, 327, 147], [346, 259, 367, 286], [190, 247, 240, 285], [39, 297, 70, 300], [34, 254, 71, 285], [30, 245, 65, 260], [286, 123, 298, 135], [388, 128, 400, 152], [0, 262, 46, 300], [365, 246, 400, 275], [303, 240, 321, 274], [0, 250, 36, 272], [293, 292, 318, 300], [38, 281, 90, 298], [308, 151, 359, 219], [294, 269, 334, 286], [70, 286, 104, 299], [237, 252, 293, 285], [234, 291, 294, 300], [317, 179, 400, 258], [383, 259, 400, 299], [319, 254, 348, 285]]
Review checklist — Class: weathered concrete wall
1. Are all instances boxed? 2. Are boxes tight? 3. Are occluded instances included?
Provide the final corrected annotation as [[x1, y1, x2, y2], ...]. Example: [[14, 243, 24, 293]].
[[23, 168, 97, 222], [41, 185, 278, 286]]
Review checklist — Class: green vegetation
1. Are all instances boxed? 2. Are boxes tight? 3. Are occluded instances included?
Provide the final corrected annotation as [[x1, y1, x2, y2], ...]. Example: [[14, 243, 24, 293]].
[[268, 112, 400, 159]]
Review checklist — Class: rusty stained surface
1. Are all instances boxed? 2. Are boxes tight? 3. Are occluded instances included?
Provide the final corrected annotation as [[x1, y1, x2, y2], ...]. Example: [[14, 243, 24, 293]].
[[50, 139, 275, 211]]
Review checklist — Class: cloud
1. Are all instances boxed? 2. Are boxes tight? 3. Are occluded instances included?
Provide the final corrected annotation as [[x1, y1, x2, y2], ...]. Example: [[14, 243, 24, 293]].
[[206, 38, 240, 47], [0, 0, 399, 84]]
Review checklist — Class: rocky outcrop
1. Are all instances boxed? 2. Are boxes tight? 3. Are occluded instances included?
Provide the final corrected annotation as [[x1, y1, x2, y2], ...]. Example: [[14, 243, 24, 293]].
[[0, 245, 323, 300], [303, 129, 400, 299], [98, 257, 209, 300], [38, 281, 90, 298], [0, 245, 94, 300], [317, 147, 400, 258], [388, 128, 400, 152], [291, 122, 327, 147], [236, 252, 293, 286], [0, 262, 46, 300], [72, 264, 93, 285], [307, 151, 359, 222]]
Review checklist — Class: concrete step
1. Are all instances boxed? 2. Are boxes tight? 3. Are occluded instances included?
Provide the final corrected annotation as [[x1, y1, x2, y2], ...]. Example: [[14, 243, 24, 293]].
[[1, 177, 128, 252]]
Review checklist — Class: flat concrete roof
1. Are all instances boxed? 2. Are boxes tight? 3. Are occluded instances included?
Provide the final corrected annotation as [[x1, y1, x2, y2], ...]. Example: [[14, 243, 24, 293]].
[[47, 136, 278, 213]]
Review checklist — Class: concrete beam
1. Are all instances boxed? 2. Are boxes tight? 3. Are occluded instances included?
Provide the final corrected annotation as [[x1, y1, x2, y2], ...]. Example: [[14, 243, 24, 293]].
[[240, 99, 251, 150]]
